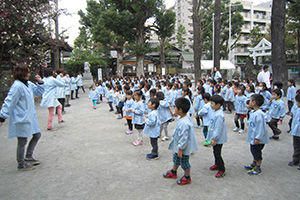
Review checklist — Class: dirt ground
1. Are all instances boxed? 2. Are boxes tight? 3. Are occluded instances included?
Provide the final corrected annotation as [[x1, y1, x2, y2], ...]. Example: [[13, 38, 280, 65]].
[[0, 91, 299, 200]]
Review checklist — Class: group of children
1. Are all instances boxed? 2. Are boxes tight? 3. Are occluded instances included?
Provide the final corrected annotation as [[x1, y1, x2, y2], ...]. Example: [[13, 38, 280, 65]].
[[86, 74, 299, 185]]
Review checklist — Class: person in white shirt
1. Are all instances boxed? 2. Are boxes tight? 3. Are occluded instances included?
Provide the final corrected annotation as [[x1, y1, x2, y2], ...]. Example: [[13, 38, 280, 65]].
[[257, 65, 271, 90]]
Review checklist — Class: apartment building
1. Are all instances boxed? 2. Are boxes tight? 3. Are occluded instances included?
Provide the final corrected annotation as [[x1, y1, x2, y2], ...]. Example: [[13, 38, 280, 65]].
[[170, 0, 272, 64]]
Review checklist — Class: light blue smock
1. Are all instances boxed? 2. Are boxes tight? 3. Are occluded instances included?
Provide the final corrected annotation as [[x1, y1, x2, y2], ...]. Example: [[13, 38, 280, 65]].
[[143, 110, 160, 138], [234, 95, 248, 114], [247, 109, 269, 145], [157, 100, 173, 124], [168, 115, 198, 156], [194, 94, 204, 112], [291, 105, 300, 137], [89, 89, 99, 101], [198, 102, 213, 126], [123, 99, 134, 118], [70, 77, 77, 91], [259, 90, 272, 110], [56, 75, 65, 98], [267, 99, 286, 119], [132, 100, 145, 125], [287, 86, 296, 101], [40, 76, 64, 108], [64, 77, 71, 95], [76, 74, 83, 87], [0, 80, 44, 138], [207, 109, 227, 144]]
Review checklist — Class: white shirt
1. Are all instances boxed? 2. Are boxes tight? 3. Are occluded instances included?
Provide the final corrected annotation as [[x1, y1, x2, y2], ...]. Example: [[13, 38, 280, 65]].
[[257, 70, 271, 88]]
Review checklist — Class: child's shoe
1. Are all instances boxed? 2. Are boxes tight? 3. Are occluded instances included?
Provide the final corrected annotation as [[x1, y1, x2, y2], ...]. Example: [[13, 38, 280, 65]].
[[269, 135, 279, 140], [161, 136, 169, 141], [288, 160, 299, 166], [93, 106, 96, 109], [25, 158, 40, 166], [298, 165, 300, 170], [244, 164, 255, 170], [163, 170, 177, 179], [177, 176, 191, 185], [215, 170, 226, 178], [18, 163, 35, 171], [203, 141, 211, 146], [238, 129, 245, 134], [209, 164, 218, 170], [278, 120, 282, 125], [146, 153, 159, 160], [125, 130, 133, 134], [233, 127, 240, 132], [132, 140, 143, 146], [116, 114, 122, 119], [247, 166, 261, 175]]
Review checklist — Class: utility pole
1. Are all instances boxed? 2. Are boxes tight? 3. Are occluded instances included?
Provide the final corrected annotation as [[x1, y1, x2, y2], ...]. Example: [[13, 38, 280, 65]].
[[53, 0, 60, 70]]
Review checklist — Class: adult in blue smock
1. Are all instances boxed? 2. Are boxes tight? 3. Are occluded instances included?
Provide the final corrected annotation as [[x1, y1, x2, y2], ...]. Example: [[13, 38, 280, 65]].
[[40, 67, 65, 130], [0, 64, 44, 171], [75, 72, 85, 98], [213, 67, 222, 81]]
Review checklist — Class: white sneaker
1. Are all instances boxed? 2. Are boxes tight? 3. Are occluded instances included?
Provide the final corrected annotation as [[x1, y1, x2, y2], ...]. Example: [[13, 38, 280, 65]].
[[239, 129, 245, 134], [233, 127, 240, 132], [161, 136, 169, 141]]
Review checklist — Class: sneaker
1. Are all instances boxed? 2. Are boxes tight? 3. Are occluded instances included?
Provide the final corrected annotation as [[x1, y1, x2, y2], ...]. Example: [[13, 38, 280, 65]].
[[278, 120, 282, 125], [269, 136, 279, 140], [209, 164, 218, 170], [244, 164, 255, 170], [25, 158, 40, 166], [226, 111, 232, 114], [247, 166, 261, 175], [215, 170, 226, 178], [93, 106, 96, 109], [47, 128, 52, 131], [58, 120, 65, 123], [125, 130, 133, 134], [114, 111, 119, 114], [177, 176, 191, 185], [109, 109, 114, 112], [233, 127, 240, 132], [288, 160, 299, 166], [146, 153, 159, 160], [163, 170, 177, 179], [203, 141, 211, 146], [238, 129, 245, 134], [18, 163, 35, 171], [116, 114, 122, 119], [132, 140, 143, 146], [298, 165, 300, 170], [161, 136, 169, 141]]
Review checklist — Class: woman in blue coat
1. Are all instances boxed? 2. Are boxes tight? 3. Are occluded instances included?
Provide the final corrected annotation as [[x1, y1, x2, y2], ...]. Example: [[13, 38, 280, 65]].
[[40, 67, 65, 130], [0, 64, 44, 171]]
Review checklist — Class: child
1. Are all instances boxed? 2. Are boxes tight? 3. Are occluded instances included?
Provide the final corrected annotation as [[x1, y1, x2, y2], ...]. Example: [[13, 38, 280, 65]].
[[198, 93, 213, 146], [106, 85, 114, 112], [245, 94, 269, 175], [182, 87, 194, 116], [96, 82, 104, 103], [221, 80, 228, 111], [267, 89, 286, 140], [143, 98, 161, 160], [288, 94, 300, 169], [246, 84, 255, 100], [233, 85, 248, 134], [258, 82, 272, 112], [88, 85, 100, 109], [113, 84, 126, 119], [194, 87, 205, 128], [213, 84, 221, 96], [131, 90, 145, 146], [287, 79, 296, 115], [225, 82, 234, 114], [288, 89, 300, 133], [156, 92, 174, 141], [163, 98, 198, 185], [123, 90, 134, 134], [207, 95, 227, 178]]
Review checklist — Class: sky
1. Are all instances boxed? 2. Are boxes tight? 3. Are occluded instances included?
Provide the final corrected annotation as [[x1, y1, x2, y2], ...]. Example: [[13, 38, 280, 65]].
[[59, 0, 272, 46]]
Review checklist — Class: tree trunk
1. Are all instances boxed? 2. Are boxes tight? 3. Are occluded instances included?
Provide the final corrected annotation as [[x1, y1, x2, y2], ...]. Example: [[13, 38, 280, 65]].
[[214, 0, 221, 70], [193, 0, 202, 83], [136, 27, 145, 78], [116, 49, 124, 77], [160, 37, 166, 75], [298, 29, 300, 77], [271, 0, 288, 90]]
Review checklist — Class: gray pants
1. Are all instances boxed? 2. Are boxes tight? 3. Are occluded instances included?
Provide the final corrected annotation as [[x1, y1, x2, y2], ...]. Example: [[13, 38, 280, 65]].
[[17, 132, 41, 167], [293, 136, 300, 162], [160, 122, 169, 137], [267, 118, 281, 136]]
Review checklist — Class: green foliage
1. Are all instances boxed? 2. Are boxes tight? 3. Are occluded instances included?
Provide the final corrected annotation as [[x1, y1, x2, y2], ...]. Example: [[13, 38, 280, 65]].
[[155, 9, 176, 39], [200, 0, 244, 59], [247, 25, 265, 47], [176, 24, 187, 51]]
